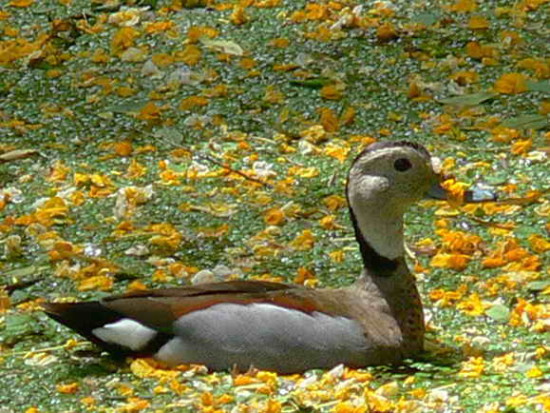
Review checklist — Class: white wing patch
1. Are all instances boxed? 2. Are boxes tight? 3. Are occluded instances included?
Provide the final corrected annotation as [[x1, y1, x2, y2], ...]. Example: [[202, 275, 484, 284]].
[[92, 318, 157, 351]]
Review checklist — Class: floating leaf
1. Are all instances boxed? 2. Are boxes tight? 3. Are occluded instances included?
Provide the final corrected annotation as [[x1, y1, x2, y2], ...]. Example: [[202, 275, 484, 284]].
[[4, 313, 36, 339], [0, 149, 39, 163], [290, 78, 332, 89], [485, 304, 510, 323], [526, 280, 550, 292], [494, 73, 528, 94], [438, 92, 496, 106], [201, 39, 243, 56], [501, 114, 548, 130], [2, 265, 49, 278], [412, 12, 439, 26], [107, 100, 150, 114], [153, 126, 184, 144]]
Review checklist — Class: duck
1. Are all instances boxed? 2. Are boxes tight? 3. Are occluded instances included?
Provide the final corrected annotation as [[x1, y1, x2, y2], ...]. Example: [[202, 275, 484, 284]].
[[43, 140, 486, 374]]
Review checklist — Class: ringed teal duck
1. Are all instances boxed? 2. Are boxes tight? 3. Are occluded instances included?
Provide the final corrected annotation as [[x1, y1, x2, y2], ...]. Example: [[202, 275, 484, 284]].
[[43, 141, 485, 374]]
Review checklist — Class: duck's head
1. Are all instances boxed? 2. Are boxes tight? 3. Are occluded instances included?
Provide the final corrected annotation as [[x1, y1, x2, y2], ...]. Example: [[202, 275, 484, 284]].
[[346, 141, 440, 216], [346, 140, 496, 273], [345, 141, 450, 271]]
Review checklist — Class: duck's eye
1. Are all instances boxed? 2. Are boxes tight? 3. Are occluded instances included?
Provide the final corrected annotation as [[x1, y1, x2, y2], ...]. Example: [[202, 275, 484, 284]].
[[394, 158, 412, 172]]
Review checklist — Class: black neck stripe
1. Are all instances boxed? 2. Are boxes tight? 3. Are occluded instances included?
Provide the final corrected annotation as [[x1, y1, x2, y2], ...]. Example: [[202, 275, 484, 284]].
[[347, 206, 399, 277]]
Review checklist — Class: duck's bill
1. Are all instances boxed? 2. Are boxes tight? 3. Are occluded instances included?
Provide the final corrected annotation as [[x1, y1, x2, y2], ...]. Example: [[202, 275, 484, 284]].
[[426, 182, 498, 203]]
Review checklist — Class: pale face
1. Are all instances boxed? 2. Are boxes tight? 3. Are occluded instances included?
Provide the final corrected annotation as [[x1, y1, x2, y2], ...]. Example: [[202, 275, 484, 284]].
[[347, 145, 438, 216]]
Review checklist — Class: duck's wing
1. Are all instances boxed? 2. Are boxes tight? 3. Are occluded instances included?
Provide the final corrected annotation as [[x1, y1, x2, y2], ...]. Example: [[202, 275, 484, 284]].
[[43, 281, 370, 373], [43, 281, 316, 351], [43, 280, 293, 348]]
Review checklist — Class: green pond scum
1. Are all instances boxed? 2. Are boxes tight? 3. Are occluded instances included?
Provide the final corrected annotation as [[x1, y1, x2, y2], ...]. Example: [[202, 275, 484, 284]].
[[0, 0, 549, 411]]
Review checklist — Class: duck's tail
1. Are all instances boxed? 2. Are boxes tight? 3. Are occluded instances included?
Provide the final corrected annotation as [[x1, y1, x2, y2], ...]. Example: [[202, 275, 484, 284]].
[[42, 301, 130, 357]]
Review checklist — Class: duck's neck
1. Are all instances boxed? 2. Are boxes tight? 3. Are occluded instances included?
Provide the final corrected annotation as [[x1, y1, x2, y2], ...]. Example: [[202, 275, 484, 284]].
[[348, 206, 404, 277], [350, 206, 424, 351]]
